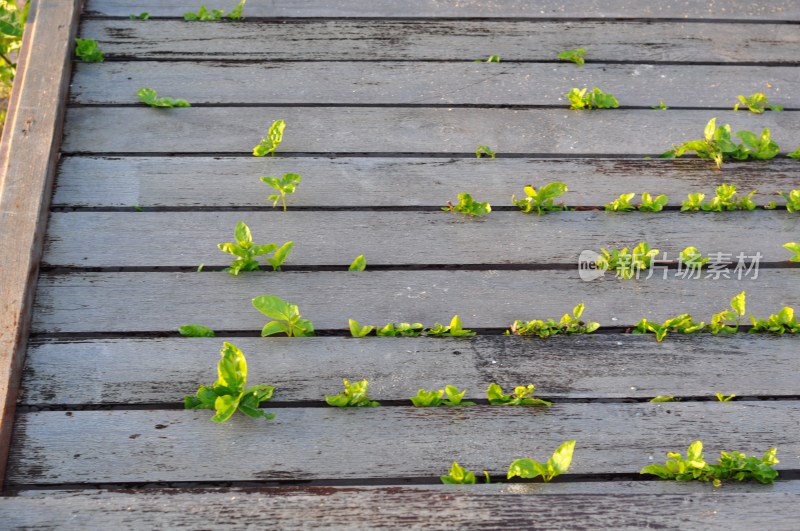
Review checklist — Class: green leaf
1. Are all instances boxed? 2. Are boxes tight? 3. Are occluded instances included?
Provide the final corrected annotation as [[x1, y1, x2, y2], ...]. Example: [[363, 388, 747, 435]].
[[557, 48, 586, 66], [252, 295, 297, 321], [75, 38, 104, 62], [261, 320, 288, 337], [547, 440, 576, 479], [507, 458, 545, 479], [441, 462, 477, 484], [475, 145, 496, 158], [349, 255, 367, 271], [253, 119, 286, 157], [216, 342, 247, 393], [178, 324, 216, 337], [137, 87, 190, 108], [267, 241, 294, 271], [348, 319, 374, 337]]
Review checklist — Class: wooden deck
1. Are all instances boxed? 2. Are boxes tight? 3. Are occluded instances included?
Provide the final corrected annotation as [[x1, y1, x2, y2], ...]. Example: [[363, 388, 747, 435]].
[[1, 0, 800, 528]]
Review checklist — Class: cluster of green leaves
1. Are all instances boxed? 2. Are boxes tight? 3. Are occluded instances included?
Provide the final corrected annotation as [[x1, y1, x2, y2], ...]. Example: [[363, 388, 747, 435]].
[[349, 316, 474, 337], [733, 92, 782, 113], [75, 38, 104, 63], [558, 48, 585, 66], [441, 462, 486, 484], [252, 295, 315, 337], [785, 242, 800, 262], [633, 314, 705, 342], [650, 395, 677, 402], [179, 324, 216, 337], [261, 173, 301, 211], [376, 322, 424, 337], [651, 101, 669, 110], [481, 55, 500, 63], [716, 393, 736, 402], [779, 190, 800, 213], [661, 118, 779, 169], [679, 246, 710, 267], [750, 306, 800, 334], [565, 87, 619, 110], [217, 221, 293, 275], [129, 12, 150, 20], [641, 440, 779, 487], [680, 184, 756, 211], [253, 119, 285, 157], [507, 303, 599, 338], [184, 0, 245, 20], [487, 383, 551, 406], [512, 182, 568, 214], [411, 385, 475, 407], [349, 255, 366, 271], [475, 145, 496, 158], [604, 193, 668, 212], [425, 315, 477, 337], [325, 378, 380, 407], [0, 0, 27, 96], [709, 292, 746, 334], [137, 88, 190, 108], [508, 441, 576, 482], [443, 193, 491, 216], [596, 242, 659, 279], [185, 342, 275, 422], [789, 148, 800, 159]]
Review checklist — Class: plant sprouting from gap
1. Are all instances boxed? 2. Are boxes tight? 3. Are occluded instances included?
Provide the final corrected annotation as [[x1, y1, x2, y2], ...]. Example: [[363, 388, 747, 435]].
[[639, 193, 669, 212], [558, 48, 585, 66], [261, 173, 301, 211], [788, 148, 800, 159], [749, 306, 800, 334], [650, 395, 677, 402], [507, 303, 599, 338], [605, 193, 636, 212], [411, 385, 476, 407], [441, 462, 482, 484], [484, 55, 501, 62], [679, 246, 710, 268], [348, 319, 374, 337], [376, 322, 424, 337], [651, 101, 669, 110], [596, 242, 659, 280], [512, 182, 568, 214], [733, 93, 782, 113], [632, 314, 705, 342], [425, 315, 476, 337], [778, 190, 800, 213], [487, 383, 551, 406], [179, 324, 216, 337], [508, 440, 576, 482], [680, 184, 756, 211], [184, 0, 245, 20], [784, 242, 800, 262], [565, 87, 619, 110], [716, 393, 736, 402], [253, 119, 285, 157], [137, 88, 191, 108], [129, 12, 150, 20], [217, 221, 293, 275], [709, 291, 746, 334], [252, 295, 315, 337], [443, 193, 492, 216], [75, 38, 104, 62], [349, 255, 366, 271], [184, 342, 275, 422], [325, 378, 380, 407], [475, 145, 496, 158]]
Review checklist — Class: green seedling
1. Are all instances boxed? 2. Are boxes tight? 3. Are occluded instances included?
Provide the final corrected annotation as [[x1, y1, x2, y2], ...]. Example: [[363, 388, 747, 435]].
[[680, 184, 756, 211], [784, 242, 800, 262], [565, 87, 619, 110], [0, 0, 25, 89], [507, 303, 599, 338], [716, 393, 736, 402], [484, 55, 501, 62], [749, 306, 800, 334], [349, 255, 366, 271], [253, 119, 285, 157], [596, 242, 659, 279], [788, 148, 800, 159], [425, 315, 476, 337], [604, 193, 636, 212], [650, 395, 676, 402], [376, 322, 424, 337], [179, 324, 216, 337], [475, 145, 496, 158], [443, 193, 492, 216], [441, 462, 478, 484], [75, 38, 103, 62], [137, 87, 191, 108], [778, 190, 800, 213], [197, 263, 205, 272], [733, 92, 782, 113], [411, 385, 476, 407], [558, 48, 586, 66], [185, 342, 275, 423], [217, 221, 292, 275], [639, 193, 669, 212], [266, 241, 293, 271], [679, 246, 710, 268], [737, 128, 780, 160], [651, 101, 669, 110], [512, 182, 568, 214], [508, 440, 576, 482], [252, 295, 315, 337], [129, 12, 150, 20], [184, 0, 245, 20], [487, 383, 551, 406], [260, 173, 301, 211], [633, 314, 705, 342], [661, 118, 778, 168], [764, 202, 777, 210], [132, 206, 143, 212], [641, 440, 779, 487], [227, 0, 246, 19], [348, 319, 374, 337], [325, 378, 380, 407], [709, 291, 746, 334]]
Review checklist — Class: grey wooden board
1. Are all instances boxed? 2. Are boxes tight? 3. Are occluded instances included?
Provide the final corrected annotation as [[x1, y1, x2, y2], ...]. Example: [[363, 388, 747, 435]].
[[53, 157, 800, 208], [60, 108, 800, 154], [69, 62, 800, 107], [31, 270, 800, 333], [7, 403, 799, 483], [84, 0, 800, 21], [79, 20, 800, 62], [42, 210, 800, 267], [3, 487, 800, 531], [19, 335, 800, 405]]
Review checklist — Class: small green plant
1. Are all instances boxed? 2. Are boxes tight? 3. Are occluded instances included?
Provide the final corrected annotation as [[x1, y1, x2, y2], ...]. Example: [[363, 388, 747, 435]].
[[184, 342, 275, 422], [507, 303, 599, 338], [484, 54, 501, 62], [443, 193, 491, 216], [348, 319, 374, 337], [680, 185, 756, 211], [738, 128, 780, 160], [632, 314, 704, 342], [184, 0, 245, 20], [253, 119, 285, 157], [260, 173, 301, 211], [217, 221, 292, 275], [778, 190, 800, 213], [565, 87, 619, 110], [266, 241, 293, 271], [558, 48, 585, 66], [784, 242, 800, 262], [252, 295, 315, 337], [376, 322, 424, 337], [639, 193, 669, 212], [425, 315, 476, 337], [75, 38, 104, 62], [129, 12, 150, 20], [788, 148, 800, 159], [679, 246, 710, 268], [349, 255, 366, 271], [475, 145, 496, 158], [487, 383, 551, 406], [411, 385, 476, 407], [749, 306, 800, 334], [325, 378, 380, 407], [651, 101, 669, 110], [641, 440, 779, 487], [715, 393, 736, 402], [650, 395, 676, 402], [709, 291, 746, 334], [596, 242, 659, 279], [440, 462, 477, 484], [507, 440, 576, 482], [512, 182, 568, 214], [137, 88, 191, 108], [733, 93, 782, 113], [179, 324, 216, 337], [604, 193, 636, 212]]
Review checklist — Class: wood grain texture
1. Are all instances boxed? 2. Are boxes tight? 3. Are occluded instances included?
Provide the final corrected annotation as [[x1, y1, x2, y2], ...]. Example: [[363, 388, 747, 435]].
[[7, 403, 799, 483], [83, 0, 800, 20], [3, 486, 800, 530], [0, 0, 80, 493], [78, 19, 800, 62], [31, 270, 800, 333], [19, 335, 800, 405], [53, 157, 800, 208], [69, 62, 800, 107], [42, 210, 800, 267], [60, 108, 800, 154]]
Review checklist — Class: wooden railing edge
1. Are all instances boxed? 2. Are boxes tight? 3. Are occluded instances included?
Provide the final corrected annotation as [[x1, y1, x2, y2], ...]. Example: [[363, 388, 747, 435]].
[[0, 0, 82, 493]]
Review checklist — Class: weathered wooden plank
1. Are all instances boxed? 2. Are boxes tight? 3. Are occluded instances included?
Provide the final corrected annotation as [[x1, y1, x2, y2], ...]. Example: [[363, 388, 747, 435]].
[[42, 210, 800, 267], [7, 403, 799, 483], [31, 270, 800, 333], [3, 486, 800, 531], [84, 0, 800, 21], [0, 0, 81, 493], [78, 20, 800, 63], [60, 108, 800, 154], [53, 157, 800, 208], [69, 62, 800, 107], [20, 335, 800, 405]]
